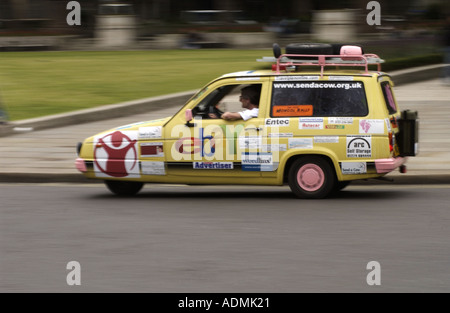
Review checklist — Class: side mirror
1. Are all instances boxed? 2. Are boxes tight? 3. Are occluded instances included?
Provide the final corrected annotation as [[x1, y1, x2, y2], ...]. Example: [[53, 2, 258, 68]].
[[185, 109, 195, 127], [185, 109, 193, 122]]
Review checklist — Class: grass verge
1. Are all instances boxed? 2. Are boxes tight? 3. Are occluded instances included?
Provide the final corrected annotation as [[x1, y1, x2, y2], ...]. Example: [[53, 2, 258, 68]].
[[0, 49, 444, 121]]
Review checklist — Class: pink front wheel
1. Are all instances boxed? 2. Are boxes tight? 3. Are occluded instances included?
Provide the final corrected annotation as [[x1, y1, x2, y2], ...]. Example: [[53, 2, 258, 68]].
[[288, 157, 336, 199]]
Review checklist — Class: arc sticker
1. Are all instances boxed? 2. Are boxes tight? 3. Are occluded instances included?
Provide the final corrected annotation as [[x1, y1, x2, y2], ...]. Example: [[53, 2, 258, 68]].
[[347, 136, 372, 158]]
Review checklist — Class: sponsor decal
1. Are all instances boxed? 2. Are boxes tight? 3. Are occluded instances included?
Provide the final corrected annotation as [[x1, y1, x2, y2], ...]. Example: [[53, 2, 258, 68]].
[[299, 118, 324, 130], [314, 136, 339, 144], [328, 117, 353, 125], [273, 105, 313, 117], [139, 126, 162, 139], [140, 142, 164, 157], [93, 130, 140, 178], [261, 144, 287, 152], [268, 132, 293, 138], [274, 76, 320, 81], [385, 118, 392, 132], [141, 161, 165, 176], [265, 118, 290, 127], [288, 138, 313, 149], [239, 136, 262, 150], [359, 119, 385, 134], [193, 162, 233, 169], [347, 135, 372, 158], [328, 76, 354, 81], [241, 152, 275, 171], [325, 125, 345, 129], [341, 162, 367, 175]]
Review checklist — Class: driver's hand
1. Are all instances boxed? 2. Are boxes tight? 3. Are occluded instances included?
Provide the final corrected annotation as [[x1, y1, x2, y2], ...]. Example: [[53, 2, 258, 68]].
[[208, 113, 218, 119]]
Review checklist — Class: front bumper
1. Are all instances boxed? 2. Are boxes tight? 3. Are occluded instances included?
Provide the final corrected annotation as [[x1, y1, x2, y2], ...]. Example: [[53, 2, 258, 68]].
[[375, 157, 407, 174], [75, 157, 87, 173]]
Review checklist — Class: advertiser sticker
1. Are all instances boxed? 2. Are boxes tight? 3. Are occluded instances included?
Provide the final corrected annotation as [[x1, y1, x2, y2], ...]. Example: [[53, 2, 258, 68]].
[[193, 162, 233, 169], [299, 118, 324, 130], [239, 136, 262, 149], [325, 125, 345, 129], [273, 105, 313, 117], [140, 142, 164, 157], [265, 118, 290, 127], [139, 126, 162, 139], [93, 130, 140, 178], [359, 119, 385, 134], [261, 144, 287, 152], [314, 136, 339, 144], [141, 161, 165, 176], [341, 162, 367, 175], [241, 152, 275, 171], [274, 76, 320, 81], [328, 117, 353, 125], [268, 133, 293, 138], [347, 136, 372, 158], [288, 138, 313, 149], [328, 76, 354, 81]]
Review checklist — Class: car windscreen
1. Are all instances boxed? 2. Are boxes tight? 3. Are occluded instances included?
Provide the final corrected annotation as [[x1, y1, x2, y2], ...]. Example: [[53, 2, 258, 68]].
[[271, 80, 368, 117]]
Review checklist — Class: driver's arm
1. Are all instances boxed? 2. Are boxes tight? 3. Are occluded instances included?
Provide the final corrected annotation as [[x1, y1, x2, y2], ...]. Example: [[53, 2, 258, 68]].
[[221, 112, 242, 120]]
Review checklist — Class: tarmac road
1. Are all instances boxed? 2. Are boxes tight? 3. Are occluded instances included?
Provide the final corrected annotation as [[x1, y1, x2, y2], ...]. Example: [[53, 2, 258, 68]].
[[1, 183, 449, 293]]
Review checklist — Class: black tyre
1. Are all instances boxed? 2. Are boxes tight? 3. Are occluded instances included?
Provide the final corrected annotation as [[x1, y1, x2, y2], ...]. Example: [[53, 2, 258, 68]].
[[105, 180, 144, 196], [288, 157, 336, 199], [285, 43, 333, 57]]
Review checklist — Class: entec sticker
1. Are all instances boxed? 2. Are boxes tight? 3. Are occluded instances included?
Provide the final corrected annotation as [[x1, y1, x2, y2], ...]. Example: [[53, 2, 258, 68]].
[[93, 130, 140, 178], [265, 118, 290, 127], [347, 136, 372, 158], [272, 105, 313, 117]]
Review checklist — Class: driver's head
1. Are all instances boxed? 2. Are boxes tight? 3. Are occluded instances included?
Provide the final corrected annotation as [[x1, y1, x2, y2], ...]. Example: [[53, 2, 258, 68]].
[[240, 85, 261, 107]]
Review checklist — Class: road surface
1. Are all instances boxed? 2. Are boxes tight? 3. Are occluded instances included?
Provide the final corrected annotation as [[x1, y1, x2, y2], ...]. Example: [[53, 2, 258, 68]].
[[1, 183, 449, 293]]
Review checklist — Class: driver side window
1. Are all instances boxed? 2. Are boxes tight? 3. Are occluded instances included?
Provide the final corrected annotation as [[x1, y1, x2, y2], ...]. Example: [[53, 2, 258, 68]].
[[191, 84, 260, 119]]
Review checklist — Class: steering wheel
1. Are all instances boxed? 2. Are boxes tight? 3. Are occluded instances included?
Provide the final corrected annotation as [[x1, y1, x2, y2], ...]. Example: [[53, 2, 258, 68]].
[[208, 105, 224, 119]]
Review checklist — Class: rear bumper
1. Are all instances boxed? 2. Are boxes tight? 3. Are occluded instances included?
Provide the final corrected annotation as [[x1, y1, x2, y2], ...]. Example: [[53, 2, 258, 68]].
[[375, 157, 407, 174]]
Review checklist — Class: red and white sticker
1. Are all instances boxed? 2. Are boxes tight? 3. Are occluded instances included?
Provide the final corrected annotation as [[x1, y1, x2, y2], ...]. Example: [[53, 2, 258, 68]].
[[93, 130, 140, 178]]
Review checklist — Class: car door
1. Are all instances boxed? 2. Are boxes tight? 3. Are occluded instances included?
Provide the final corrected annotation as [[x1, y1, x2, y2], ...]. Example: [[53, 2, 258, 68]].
[[164, 78, 272, 179]]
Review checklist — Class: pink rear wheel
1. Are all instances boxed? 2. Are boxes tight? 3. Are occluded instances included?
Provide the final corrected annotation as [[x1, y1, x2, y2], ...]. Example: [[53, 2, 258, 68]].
[[288, 157, 336, 199]]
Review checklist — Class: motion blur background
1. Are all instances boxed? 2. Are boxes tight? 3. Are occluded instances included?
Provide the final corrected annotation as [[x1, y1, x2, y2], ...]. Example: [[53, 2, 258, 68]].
[[0, 0, 449, 50]]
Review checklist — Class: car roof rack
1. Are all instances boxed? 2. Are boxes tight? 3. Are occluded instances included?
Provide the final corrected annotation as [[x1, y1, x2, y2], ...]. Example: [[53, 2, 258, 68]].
[[257, 46, 384, 77]]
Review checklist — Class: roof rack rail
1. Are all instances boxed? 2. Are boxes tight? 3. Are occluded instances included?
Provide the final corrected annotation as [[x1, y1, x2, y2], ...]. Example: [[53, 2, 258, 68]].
[[258, 53, 384, 77]]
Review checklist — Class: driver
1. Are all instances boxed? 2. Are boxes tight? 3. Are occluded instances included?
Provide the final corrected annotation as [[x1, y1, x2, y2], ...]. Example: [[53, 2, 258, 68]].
[[208, 85, 260, 121]]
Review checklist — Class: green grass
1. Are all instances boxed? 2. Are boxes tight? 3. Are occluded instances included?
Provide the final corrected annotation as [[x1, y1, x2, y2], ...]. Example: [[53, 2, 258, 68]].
[[0, 50, 271, 120], [0, 49, 444, 121]]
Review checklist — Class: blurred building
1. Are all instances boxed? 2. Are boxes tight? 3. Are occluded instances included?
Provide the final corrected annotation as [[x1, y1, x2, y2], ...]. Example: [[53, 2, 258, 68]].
[[0, 0, 448, 35]]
